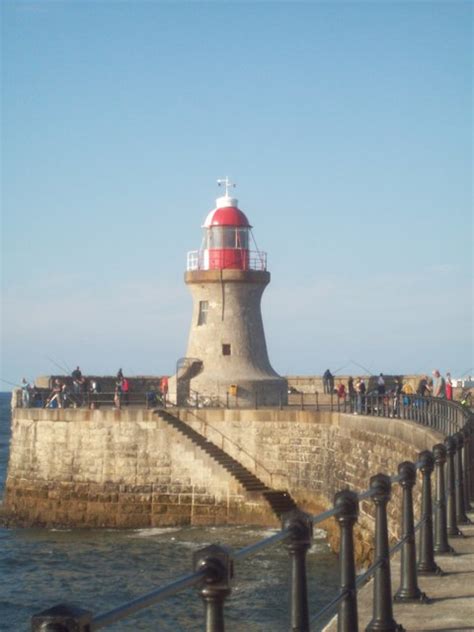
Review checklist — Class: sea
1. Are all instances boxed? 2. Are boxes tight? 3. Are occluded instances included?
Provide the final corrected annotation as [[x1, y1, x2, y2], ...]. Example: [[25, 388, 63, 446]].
[[0, 392, 339, 631]]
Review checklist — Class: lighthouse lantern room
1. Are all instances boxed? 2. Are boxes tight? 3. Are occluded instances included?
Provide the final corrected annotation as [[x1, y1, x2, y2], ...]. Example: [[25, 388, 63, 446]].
[[187, 177, 267, 273]]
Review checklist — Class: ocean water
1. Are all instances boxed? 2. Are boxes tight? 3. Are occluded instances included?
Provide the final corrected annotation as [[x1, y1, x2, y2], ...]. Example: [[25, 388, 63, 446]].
[[0, 392, 339, 631]]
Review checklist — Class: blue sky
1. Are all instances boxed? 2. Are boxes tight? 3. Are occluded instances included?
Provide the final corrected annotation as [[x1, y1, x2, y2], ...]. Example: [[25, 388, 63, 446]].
[[1, 1, 472, 385]]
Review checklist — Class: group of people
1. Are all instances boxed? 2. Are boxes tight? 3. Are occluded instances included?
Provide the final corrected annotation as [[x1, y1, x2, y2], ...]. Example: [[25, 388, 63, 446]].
[[42, 366, 99, 409], [21, 367, 169, 410], [20, 366, 124, 409], [324, 370, 455, 400], [325, 371, 395, 400], [20, 377, 76, 409], [398, 370, 454, 401], [322, 369, 459, 416]]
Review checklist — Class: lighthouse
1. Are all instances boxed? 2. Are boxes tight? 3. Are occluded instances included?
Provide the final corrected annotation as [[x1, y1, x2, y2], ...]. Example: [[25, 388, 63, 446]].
[[174, 178, 287, 407]]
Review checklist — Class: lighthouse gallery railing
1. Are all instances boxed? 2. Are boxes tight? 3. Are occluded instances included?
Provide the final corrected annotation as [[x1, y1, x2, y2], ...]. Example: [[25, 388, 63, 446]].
[[186, 249, 267, 272], [32, 399, 473, 632]]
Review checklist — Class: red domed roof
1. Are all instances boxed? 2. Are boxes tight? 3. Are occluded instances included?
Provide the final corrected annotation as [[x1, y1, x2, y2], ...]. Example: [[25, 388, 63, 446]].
[[203, 206, 251, 228]]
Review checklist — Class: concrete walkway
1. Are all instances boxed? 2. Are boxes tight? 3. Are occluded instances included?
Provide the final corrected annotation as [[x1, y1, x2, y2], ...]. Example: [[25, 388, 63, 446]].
[[323, 510, 474, 632]]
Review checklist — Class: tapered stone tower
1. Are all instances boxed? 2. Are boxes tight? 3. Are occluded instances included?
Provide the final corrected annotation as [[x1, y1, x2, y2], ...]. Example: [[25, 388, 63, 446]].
[[174, 179, 287, 407]]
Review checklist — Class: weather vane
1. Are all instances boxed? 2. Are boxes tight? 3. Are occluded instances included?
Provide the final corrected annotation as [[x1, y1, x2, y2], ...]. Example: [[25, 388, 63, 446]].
[[217, 177, 236, 197]]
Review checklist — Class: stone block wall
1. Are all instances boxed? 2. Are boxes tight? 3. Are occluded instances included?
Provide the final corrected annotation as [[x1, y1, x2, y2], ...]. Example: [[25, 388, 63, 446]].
[[4, 408, 276, 528]]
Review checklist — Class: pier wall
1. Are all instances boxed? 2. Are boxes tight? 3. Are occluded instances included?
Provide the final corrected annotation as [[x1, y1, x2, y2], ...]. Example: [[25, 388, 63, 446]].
[[4, 408, 275, 528], [4, 407, 441, 561]]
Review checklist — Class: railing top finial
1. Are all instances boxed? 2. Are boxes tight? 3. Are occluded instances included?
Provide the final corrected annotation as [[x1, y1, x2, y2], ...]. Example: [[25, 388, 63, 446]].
[[397, 460, 417, 487], [418, 449, 435, 473], [432, 443, 447, 463], [369, 472, 391, 502], [334, 488, 359, 522]]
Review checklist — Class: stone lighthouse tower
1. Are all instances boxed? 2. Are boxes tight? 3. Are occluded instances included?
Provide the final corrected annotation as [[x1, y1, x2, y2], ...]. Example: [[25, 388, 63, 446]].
[[175, 179, 287, 407]]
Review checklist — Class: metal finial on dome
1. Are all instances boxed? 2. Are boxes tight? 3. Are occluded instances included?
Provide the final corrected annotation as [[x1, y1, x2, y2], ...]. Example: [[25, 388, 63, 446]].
[[217, 177, 236, 197]]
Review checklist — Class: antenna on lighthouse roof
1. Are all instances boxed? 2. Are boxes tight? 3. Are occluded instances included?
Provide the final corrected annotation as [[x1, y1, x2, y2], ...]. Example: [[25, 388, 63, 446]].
[[217, 176, 236, 197]]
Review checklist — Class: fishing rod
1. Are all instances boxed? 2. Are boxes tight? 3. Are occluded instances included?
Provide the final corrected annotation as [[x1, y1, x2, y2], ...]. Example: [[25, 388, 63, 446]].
[[0, 378, 22, 388], [349, 359, 374, 376], [45, 356, 68, 375], [333, 363, 350, 375]]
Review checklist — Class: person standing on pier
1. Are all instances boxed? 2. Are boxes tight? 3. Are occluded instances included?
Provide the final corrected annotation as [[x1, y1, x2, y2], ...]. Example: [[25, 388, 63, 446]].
[[114, 380, 122, 409], [121, 376, 130, 406], [377, 373, 385, 395], [432, 369, 446, 398], [445, 372, 453, 400], [348, 376, 355, 397], [323, 369, 334, 394], [416, 375, 430, 397], [21, 378, 31, 408]]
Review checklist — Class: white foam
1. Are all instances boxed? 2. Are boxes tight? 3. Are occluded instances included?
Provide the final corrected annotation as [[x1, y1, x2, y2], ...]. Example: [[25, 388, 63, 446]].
[[313, 527, 327, 539], [130, 527, 182, 538]]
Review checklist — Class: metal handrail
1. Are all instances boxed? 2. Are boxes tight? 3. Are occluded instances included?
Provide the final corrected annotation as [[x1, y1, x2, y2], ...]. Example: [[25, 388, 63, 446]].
[[90, 569, 207, 630], [234, 527, 291, 562], [185, 408, 287, 489], [184, 387, 289, 410]]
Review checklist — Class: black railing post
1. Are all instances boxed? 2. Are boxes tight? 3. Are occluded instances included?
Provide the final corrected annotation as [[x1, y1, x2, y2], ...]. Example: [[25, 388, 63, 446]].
[[454, 432, 470, 524], [366, 473, 404, 632], [394, 461, 429, 603], [464, 424, 473, 511], [334, 489, 359, 632], [445, 436, 463, 537], [462, 427, 472, 510], [423, 396, 429, 426], [193, 545, 233, 632], [417, 451, 442, 576], [282, 509, 313, 632], [31, 605, 92, 632], [433, 444, 455, 554]]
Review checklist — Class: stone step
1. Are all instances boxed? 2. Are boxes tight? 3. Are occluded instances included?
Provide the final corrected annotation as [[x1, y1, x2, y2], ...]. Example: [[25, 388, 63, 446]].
[[155, 409, 299, 518]]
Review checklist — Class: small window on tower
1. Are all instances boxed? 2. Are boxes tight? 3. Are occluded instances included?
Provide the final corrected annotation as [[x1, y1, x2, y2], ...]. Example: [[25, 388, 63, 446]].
[[198, 301, 209, 326], [222, 344, 231, 356]]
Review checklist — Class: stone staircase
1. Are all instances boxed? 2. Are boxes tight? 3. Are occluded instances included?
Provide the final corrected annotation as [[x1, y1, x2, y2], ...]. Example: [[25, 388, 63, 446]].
[[155, 409, 298, 519]]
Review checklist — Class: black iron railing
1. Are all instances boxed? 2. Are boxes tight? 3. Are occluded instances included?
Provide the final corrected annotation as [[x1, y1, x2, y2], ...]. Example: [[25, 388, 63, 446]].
[[31, 400, 473, 631], [17, 388, 167, 410]]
